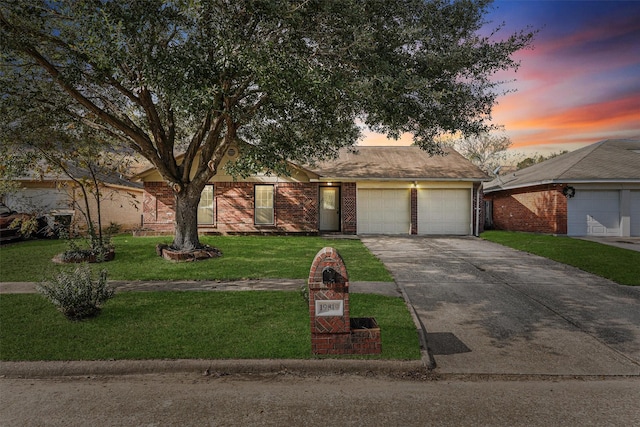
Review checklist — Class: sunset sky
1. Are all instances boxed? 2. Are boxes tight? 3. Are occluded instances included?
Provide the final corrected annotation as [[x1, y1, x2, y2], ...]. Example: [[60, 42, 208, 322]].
[[362, 0, 640, 156]]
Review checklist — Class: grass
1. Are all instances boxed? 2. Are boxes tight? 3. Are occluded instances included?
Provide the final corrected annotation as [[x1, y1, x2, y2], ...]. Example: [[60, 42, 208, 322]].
[[481, 230, 640, 286], [0, 291, 421, 361], [0, 235, 393, 282]]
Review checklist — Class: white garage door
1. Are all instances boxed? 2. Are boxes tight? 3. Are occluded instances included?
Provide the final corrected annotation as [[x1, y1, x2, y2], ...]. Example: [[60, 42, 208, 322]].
[[567, 190, 620, 236], [4, 188, 69, 213], [631, 191, 640, 237], [357, 189, 410, 234], [417, 189, 471, 235]]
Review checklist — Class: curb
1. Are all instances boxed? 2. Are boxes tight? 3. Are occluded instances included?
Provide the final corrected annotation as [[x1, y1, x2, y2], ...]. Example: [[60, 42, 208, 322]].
[[0, 358, 427, 379]]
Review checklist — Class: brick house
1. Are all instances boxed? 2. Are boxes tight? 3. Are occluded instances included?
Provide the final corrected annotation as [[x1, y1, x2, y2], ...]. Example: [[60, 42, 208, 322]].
[[136, 145, 489, 236], [483, 139, 640, 237]]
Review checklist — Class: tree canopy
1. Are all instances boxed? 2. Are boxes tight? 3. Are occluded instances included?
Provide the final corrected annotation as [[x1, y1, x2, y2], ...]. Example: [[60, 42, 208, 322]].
[[1, 0, 534, 251]]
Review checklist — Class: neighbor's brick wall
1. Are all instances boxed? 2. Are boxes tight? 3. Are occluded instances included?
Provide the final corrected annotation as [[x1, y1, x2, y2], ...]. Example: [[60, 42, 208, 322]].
[[484, 184, 567, 234], [142, 181, 319, 233]]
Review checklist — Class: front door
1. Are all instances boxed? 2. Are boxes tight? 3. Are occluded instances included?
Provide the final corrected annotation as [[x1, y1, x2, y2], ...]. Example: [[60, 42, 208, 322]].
[[319, 187, 340, 231]]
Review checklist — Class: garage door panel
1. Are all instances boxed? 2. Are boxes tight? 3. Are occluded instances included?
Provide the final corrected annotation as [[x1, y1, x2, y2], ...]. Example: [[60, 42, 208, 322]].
[[418, 189, 470, 235], [567, 190, 620, 237], [357, 189, 410, 234]]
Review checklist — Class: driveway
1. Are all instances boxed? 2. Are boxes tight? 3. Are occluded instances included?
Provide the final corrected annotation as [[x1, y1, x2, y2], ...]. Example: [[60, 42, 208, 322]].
[[361, 236, 640, 376]]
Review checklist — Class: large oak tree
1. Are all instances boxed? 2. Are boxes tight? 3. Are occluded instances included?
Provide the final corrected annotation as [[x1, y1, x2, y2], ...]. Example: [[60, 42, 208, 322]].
[[1, 0, 533, 251]]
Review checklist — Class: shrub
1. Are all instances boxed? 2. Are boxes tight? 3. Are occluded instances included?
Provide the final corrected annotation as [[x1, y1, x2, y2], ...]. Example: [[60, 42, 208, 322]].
[[103, 222, 122, 236], [37, 264, 115, 321], [56, 229, 115, 263]]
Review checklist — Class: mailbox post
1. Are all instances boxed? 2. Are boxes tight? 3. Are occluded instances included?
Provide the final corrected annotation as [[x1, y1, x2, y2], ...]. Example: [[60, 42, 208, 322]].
[[308, 247, 381, 355]]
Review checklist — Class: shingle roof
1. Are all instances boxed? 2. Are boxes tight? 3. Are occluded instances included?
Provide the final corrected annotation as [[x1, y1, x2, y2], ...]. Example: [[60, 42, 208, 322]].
[[307, 146, 489, 181], [16, 162, 143, 190], [484, 139, 640, 192]]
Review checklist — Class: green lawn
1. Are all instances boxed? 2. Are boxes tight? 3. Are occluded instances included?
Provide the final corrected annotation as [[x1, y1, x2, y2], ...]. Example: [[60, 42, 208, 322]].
[[0, 291, 421, 361], [0, 235, 393, 282], [481, 231, 640, 286], [0, 235, 417, 361]]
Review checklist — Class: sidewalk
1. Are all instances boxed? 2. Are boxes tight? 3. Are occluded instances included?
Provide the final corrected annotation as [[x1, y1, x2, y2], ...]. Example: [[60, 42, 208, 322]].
[[575, 236, 640, 252], [0, 279, 401, 297]]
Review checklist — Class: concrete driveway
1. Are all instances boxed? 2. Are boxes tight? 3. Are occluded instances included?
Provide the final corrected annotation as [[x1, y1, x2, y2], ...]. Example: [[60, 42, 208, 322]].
[[361, 236, 640, 376]]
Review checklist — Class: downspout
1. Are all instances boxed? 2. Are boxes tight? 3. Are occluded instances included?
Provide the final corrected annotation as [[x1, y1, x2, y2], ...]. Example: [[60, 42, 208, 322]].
[[475, 182, 482, 237]]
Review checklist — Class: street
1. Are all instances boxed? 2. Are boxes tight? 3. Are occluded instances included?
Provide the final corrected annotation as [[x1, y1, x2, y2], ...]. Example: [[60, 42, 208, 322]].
[[2, 372, 639, 426]]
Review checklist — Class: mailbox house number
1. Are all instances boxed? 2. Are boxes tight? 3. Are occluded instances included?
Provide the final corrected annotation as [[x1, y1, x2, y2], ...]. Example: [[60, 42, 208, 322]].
[[316, 300, 344, 317]]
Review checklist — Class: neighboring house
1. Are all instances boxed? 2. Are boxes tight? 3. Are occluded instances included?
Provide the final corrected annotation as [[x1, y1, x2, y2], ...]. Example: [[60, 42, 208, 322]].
[[136, 146, 489, 236], [483, 139, 640, 237], [3, 166, 143, 232]]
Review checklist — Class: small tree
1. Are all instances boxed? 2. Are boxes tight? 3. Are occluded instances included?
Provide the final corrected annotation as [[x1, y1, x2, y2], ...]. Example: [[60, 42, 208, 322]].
[[448, 132, 512, 176], [0, 131, 135, 259], [516, 150, 569, 169]]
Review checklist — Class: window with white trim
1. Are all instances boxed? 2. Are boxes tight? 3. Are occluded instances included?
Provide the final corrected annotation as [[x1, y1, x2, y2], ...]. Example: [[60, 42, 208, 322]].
[[197, 184, 214, 224], [255, 184, 274, 225]]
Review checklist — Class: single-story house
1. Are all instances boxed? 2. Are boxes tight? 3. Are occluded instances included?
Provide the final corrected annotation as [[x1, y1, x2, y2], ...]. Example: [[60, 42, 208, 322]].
[[483, 139, 640, 237], [136, 145, 490, 235], [3, 166, 143, 233]]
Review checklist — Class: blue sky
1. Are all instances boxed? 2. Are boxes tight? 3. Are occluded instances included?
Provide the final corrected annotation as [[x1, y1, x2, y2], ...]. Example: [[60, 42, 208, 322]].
[[363, 0, 640, 155]]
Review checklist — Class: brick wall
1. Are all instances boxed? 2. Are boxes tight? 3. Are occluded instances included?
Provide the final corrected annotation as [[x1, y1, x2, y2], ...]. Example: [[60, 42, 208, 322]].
[[142, 181, 320, 233], [274, 182, 319, 232], [484, 184, 567, 234], [341, 183, 357, 234], [142, 182, 175, 232], [410, 188, 418, 234], [308, 247, 381, 355]]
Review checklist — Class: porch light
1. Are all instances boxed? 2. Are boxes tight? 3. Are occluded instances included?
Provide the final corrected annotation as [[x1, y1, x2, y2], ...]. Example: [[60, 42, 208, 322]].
[[563, 186, 575, 198]]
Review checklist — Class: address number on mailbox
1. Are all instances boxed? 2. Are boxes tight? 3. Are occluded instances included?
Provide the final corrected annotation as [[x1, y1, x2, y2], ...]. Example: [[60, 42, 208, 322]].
[[315, 300, 344, 317]]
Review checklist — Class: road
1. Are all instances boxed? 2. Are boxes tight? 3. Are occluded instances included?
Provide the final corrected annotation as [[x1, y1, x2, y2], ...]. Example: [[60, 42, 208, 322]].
[[2, 372, 639, 426]]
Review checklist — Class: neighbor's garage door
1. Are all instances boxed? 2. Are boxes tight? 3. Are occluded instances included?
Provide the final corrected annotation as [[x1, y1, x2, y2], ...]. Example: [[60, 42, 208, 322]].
[[417, 189, 471, 235], [357, 189, 410, 234], [567, 190, 620, 236], [631, 191, 640, 237]]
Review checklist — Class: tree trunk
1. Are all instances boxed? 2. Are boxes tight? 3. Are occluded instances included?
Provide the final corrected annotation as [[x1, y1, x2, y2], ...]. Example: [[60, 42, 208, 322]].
[[172, 189, 201, 251]]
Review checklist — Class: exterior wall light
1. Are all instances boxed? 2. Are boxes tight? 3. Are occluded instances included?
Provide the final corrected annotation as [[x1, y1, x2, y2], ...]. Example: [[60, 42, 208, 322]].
[[563, 186, 576, 198]]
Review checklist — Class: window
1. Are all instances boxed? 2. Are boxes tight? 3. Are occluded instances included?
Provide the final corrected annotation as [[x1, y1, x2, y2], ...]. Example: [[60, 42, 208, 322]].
[[255, 185, 274, 225], [198, 185, 214, 224]]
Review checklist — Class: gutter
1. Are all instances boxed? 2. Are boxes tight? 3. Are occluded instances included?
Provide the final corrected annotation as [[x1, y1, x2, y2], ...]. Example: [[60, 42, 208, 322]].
[[484, 178, 640, 193], [310, 177, 490, 183]]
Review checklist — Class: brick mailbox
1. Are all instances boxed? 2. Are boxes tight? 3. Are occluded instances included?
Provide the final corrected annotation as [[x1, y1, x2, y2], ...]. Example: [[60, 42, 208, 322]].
[[308, 247, 381, 355]]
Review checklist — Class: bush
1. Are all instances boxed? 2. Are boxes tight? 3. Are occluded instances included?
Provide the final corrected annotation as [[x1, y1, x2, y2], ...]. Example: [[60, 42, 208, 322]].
[[37, 264, 115, 321]]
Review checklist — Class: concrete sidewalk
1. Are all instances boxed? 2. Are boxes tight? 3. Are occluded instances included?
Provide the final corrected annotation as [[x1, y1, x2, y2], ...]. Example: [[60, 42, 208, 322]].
[[0, 279, 401, 297], [575, 236, 640, 252]]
